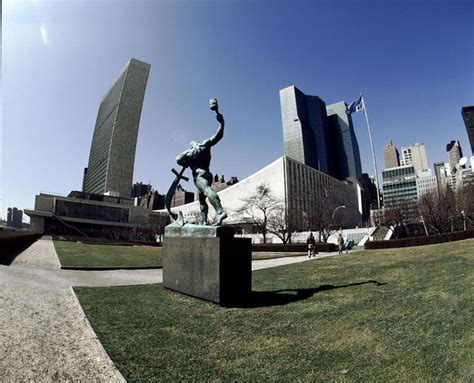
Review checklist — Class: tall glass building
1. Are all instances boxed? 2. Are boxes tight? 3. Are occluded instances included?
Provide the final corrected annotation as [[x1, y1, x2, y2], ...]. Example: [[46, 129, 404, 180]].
[[83, 58, 151, 198], [326, 101, 362, 180], [279, 86, 362, 181], [280, 86, 332, 175]]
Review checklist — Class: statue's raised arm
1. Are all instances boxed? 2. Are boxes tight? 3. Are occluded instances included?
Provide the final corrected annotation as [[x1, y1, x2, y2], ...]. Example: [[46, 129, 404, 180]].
[[202, 99, 224, 148]]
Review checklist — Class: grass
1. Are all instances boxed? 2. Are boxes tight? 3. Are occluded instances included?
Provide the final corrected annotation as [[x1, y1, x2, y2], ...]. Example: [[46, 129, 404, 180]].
[[53, 240, 308, 268], [75, 239, 474, 381], [54, 240, 162, 268]]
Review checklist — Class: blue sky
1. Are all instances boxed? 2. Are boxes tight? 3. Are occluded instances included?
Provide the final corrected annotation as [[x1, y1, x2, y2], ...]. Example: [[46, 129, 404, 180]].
[[2, 0, 473, 220]]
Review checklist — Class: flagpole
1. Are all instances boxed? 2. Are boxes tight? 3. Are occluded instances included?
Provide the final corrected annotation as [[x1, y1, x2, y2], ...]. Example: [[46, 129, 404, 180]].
[[362, 96, 381, 211]]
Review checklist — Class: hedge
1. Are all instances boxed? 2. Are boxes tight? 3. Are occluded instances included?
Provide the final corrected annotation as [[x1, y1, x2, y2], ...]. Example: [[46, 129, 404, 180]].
[[364, 228, 474, 250], [252, 242, 337, 252]]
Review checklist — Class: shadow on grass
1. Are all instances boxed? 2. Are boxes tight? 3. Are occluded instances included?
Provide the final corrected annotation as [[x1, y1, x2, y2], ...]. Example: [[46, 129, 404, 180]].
[[234, 280, 386, 308]]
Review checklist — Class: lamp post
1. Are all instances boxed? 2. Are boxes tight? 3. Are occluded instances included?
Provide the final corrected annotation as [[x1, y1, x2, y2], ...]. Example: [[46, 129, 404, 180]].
[[332, 205, 347, 222], [461, 210, 466, 231]]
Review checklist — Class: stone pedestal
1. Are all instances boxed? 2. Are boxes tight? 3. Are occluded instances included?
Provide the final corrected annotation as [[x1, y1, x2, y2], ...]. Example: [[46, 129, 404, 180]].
[[163, 224, 251, 306]]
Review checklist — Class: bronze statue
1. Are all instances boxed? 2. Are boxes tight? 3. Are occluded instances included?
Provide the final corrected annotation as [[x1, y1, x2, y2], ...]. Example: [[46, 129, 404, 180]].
[[165, 99, 227, 226]]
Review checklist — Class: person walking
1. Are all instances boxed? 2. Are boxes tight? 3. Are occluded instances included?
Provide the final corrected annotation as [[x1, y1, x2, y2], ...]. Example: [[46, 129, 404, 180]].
[[307, 232, 316, 258], [337, 233, 344, 255]]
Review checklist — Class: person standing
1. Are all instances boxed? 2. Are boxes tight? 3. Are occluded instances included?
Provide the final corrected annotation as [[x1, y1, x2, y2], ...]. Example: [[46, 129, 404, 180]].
[[337, 233, 344, 254], [307, 232, 316, 258]]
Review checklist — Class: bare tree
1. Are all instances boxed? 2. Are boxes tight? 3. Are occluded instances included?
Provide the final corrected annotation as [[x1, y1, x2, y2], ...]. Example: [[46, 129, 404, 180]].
[[236, 183, 281, 243], [418, 188, 458, 234], [380, 199, 416, 239], [457, 184, 474, 229], [267, 204, 296, 244]]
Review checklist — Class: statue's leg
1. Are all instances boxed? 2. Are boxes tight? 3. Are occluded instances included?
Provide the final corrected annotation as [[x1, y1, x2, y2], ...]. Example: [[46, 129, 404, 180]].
[[196, 172, 227, 226], [198, 191, 208, 225]]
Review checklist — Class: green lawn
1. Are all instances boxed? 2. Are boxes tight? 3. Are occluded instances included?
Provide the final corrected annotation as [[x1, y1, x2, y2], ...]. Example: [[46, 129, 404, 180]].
[[54, 240, 162, 268], [53, 240, 305, 268], [76, 239, 474, 382]]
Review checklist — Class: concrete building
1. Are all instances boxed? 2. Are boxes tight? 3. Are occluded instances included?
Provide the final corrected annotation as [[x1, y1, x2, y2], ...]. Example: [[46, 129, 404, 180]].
[[280, 86, 333, 175], [211, 175, 239, 193], [382, 165, 418, 214], [400, 143, 429, 174], [131, 182, 152, 199], [434, 161, 449, 192], [383, 140, 400, 169], [171, 185, 194, 208], [161, 156, 362, 231], [416, 170, 438, 197], [446, 140, 463, 173], [25, 191, 168, 241], [82, 58, 151, 198], [462, 106, 474, 154], [326, 101, 363, 180]]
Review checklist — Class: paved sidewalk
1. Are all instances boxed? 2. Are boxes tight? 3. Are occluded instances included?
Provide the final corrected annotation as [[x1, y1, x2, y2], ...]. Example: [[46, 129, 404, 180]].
[[0, 238, 127, 382]]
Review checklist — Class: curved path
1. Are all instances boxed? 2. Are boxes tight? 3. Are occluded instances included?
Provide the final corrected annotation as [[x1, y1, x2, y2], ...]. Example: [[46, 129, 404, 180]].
[[0, 237, 342, 381]]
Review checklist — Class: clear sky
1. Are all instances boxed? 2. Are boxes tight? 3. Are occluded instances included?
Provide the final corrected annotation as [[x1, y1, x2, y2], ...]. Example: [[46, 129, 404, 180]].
[[2, 0, 473, 220]]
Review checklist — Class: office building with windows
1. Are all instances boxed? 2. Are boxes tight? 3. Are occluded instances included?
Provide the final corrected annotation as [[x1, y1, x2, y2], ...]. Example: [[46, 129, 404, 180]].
[[382, 165, 418, 214], [83, 58, 151, 198], [400, 143, 429, 174]]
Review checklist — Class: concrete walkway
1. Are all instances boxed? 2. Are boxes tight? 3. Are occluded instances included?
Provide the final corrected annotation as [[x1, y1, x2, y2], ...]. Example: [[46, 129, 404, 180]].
[[0, 237, 348, 381], [0, 238, 130, 382]]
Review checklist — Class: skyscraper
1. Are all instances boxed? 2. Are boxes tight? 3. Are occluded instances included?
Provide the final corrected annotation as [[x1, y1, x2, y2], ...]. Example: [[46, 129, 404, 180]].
[[279, 85, 362, 181], [446, 140, 463, 173], [383, 140, 400, 169], [326, 101, 362, 180], [83, 58, 151, 198], [434, 161, 448, 192], [280, 85, 332, 175], [400, 143, 428, 174], [461, 106, 474, 154]]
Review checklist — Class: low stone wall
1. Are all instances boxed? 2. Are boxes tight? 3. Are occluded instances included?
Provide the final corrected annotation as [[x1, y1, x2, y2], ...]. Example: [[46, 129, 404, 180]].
[[0, 230, 41, 259], [364, 229, 474, 250]]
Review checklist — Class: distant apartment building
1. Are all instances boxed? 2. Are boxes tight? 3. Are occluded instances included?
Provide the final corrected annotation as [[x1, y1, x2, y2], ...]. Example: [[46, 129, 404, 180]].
[[400, 143, 429, 174], [82, 58, 151, 198], [462, 106, 474, 154], [7, 207, 23, 229], [446, 140, 463, 173], [383, 140, 400, 169], [211, 175, 239, 193], [171, 185, 194, 208], [279, 85, 362, 181], [416, 170, 438, 197], [446, 140, 465, 189]]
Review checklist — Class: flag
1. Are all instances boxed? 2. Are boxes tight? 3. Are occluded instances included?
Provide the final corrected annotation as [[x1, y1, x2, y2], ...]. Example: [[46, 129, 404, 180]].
[[347, 95, 364, 114]]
